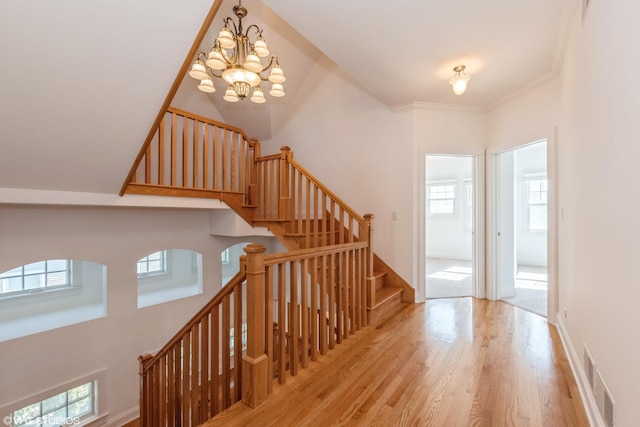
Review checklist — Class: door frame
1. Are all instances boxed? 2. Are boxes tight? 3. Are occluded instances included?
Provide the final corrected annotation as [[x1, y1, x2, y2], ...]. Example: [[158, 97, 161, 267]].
[[486, 131, 558, 322], [417, 147, 485, 302]]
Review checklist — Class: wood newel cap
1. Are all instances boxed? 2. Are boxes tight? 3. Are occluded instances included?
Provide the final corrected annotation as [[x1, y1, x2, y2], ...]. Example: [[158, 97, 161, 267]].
[[138, 353, 153, 372], [244, 243, 266, 255]]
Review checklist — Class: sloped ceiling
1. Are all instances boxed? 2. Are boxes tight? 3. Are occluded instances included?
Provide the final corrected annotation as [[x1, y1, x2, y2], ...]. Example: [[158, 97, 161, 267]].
[[0, 0, 213, 194], [0, 0, 578, 195]]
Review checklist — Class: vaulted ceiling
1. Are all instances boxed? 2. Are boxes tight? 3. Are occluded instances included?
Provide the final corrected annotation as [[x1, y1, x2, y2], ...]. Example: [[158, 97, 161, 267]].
[[0, 0, 578, 195]]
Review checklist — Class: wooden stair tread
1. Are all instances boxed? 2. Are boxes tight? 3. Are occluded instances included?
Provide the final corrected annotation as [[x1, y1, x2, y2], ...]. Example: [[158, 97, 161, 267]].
[[369, 285, 403, 310]]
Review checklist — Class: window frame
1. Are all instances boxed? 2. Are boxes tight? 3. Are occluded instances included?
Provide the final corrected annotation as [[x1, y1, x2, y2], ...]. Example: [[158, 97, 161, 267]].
[[136, 251, 167, 278], [524, 175, 548, 232], [0, 260, 72, 299], [427, 182, 457, 215]]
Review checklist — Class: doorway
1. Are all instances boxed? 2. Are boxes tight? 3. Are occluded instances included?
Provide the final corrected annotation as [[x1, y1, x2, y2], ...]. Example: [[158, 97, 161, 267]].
[[425, 155, 475, 298], [495, 141, 548, 316]]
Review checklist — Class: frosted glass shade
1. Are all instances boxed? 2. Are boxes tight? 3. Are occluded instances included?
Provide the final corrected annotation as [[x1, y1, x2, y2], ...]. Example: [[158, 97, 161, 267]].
[[198, 78, 215, 93], [243, 52, 263, 73], [449, 74, 471, 95], [223, 86, 239, 102], [254, 37, 270, 57], [250, 87, 266, 104], [188, 60, 208, 80], [268, 64, 286, 83], [217, 27, 235, 50], [206, 49, 226, 71], [270, 83, 285, 97]]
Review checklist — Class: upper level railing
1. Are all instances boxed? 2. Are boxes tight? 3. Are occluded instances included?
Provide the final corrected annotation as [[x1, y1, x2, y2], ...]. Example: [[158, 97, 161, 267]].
[[139, 266, 247, 427], [126, 107, 258, 200], [254, 147, 365, 248], [138, 239, 370, 426]]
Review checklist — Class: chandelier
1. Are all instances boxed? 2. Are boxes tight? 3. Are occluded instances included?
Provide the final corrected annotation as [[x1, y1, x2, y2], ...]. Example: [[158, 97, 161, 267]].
[[188, 0, 286, 103]]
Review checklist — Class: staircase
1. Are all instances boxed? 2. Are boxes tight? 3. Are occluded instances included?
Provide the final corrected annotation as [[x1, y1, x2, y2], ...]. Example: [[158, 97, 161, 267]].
[[124, 107, 414, 426]]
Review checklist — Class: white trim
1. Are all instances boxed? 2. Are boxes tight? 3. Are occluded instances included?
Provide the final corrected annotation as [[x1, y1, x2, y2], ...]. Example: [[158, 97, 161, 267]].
[[392, 101, 485, 113], [555, 319, 605, 427], [103, 406, 138, 427], [486, 136, 557, 321], [418, 149, 485, 302], [0, 188, 230, 210]]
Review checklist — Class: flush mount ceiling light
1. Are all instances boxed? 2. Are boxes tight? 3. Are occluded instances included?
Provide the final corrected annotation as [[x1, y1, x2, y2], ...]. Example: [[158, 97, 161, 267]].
[[449, 65, 471, 95], [188, 0, 286, 103]]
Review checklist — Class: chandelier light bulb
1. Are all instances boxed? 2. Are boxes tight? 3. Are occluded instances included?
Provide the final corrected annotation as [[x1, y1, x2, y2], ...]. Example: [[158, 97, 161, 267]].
[[449, 65, 471, 95]]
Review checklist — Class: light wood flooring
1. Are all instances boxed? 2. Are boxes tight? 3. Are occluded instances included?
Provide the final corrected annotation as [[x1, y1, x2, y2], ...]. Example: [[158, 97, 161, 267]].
[[205, 298, 588, 426]]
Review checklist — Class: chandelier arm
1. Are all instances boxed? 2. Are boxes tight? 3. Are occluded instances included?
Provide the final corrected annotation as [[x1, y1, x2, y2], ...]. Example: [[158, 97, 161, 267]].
[[261, 56, 276, 71], [224, 17, 239, 35], [244, 24, 262, 38], [196, 51, 207, 62], [207, 70, 223, 79]]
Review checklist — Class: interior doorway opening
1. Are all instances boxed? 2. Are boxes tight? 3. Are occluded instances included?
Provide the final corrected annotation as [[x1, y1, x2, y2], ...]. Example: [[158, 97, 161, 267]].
[[425, 155, 475, 299], [496, 141, 548, 316]]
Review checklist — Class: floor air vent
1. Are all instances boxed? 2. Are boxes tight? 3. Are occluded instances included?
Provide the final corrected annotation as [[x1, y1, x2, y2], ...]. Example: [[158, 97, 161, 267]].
[[585, 344, 615, 426], [583, 346, 595, 389]]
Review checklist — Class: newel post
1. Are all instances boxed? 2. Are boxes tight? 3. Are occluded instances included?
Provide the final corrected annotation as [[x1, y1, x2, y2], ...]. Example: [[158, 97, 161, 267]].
[[278, 146, 292, 222], [138, 353, 153, 427], [363, 214, 375, 311], [247, 138, 260, 206], [242, 243, 269, 408]]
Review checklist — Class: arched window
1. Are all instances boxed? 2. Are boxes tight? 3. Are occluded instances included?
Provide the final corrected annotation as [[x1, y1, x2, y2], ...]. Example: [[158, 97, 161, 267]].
[[0, 260, 106, 342], [137, 249, 202, 308], [221, 242, 250, 284]]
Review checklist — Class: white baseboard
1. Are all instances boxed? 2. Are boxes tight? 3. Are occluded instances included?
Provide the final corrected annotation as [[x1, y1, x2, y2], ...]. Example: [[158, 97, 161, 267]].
[[103, 406, 139, 427], [555, 318, 604, 427]]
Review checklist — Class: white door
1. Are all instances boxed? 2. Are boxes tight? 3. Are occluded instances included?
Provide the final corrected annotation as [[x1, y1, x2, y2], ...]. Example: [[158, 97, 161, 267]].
[[497, 151, 516, 298]]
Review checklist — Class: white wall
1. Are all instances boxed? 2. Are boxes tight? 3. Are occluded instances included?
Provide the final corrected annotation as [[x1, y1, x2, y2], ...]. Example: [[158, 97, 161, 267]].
[[0, 206, 261, 425], [265, 56, 414, 283], [425, 156, 473, 260], [556, 1, 640, 426]]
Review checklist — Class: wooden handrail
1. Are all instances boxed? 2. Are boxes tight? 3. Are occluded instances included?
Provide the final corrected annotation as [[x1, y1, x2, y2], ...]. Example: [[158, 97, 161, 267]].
[[263, 242, 366, 265], [166, 107, 255, 143], [287, 158, 365, 225]]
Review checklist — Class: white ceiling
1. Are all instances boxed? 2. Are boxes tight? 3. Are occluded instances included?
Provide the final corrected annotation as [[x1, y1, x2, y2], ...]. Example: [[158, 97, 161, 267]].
[[0, 0, 579, 194], [262, 0, 579, 108]]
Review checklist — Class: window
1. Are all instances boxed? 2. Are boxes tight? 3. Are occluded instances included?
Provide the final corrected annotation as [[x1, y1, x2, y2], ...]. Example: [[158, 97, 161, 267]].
[[428, 184, 456, 214], [0, 260, 106, 342], [221, 248, 230, 265], [11, 382, 95, 427], [137, 249, 203, 308], [137, 251, 166, 277], [0, 260, 70, 297], [526, 178, 547, 231]]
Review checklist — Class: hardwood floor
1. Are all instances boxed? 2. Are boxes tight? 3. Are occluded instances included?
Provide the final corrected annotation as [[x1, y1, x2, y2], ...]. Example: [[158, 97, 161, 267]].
[[205, 298, 588, 427]]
